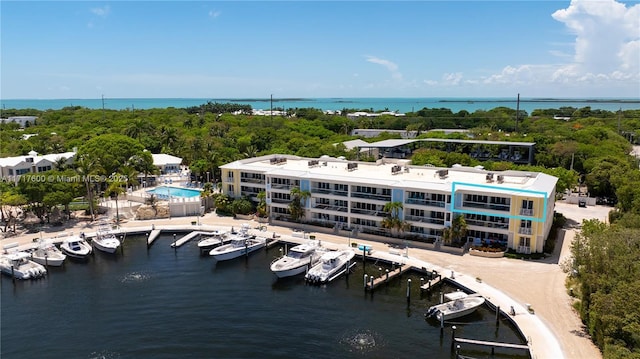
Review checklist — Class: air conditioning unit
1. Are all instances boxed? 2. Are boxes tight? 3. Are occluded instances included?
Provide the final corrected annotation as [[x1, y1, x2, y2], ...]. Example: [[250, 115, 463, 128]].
[[486, 173, 494, 182], [497, 175, 504, 183]]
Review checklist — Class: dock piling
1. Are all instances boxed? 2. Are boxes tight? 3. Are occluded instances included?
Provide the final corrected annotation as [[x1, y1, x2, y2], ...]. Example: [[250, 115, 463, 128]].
[[406, 279, 411, 303], [496, 305, 500, 326], [451, 325, 457, 351], [364, 274, 368, 290], [11, 265, 15, 284], [173, 234, 176, 251], [385, 269, 389, 282]]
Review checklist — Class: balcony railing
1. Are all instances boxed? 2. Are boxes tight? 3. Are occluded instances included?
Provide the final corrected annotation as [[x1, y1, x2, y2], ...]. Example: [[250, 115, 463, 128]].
[[311, 188, 349, 197], [240, 177, 265, 184], [270, 198, 290, 204], [405, 198, 447, 208], [350, 208, 387, 217], [271, 183, 294, 190], [465, 219, 510, 229], [405, 215, 445, 225], [351, 192, 391, 202], [462, 201, 510, 212], [312, 204, 348, 212], [520, 208, 534, 216], [518, 227, 533, 235], [517, 246, 531, 254]]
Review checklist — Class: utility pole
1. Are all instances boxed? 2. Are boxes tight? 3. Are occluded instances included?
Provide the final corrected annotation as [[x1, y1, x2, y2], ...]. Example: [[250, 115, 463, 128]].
[[270, 94, 273, 120], [617, 107, 622, 134], [101, 94, 106, 122]]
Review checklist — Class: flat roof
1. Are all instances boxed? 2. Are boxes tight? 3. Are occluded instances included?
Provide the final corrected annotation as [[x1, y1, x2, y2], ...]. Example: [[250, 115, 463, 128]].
[[356, 138, 536, 149], [221, 155, 557, 196]]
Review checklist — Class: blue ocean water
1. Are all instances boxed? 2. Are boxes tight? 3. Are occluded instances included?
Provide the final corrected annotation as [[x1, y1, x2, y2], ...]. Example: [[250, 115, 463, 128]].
[[1, 235, 530, 359], [1, 97, 638, 114]]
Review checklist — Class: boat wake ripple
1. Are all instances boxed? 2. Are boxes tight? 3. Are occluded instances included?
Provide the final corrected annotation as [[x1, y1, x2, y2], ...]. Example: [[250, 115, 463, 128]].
[[88, 350, 122, 359], [340, 329, 385, 353], [120, 271, 150, 283]]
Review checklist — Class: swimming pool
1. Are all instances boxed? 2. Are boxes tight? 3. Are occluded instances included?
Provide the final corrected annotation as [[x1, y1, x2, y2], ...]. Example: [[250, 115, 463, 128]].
[[147, 186, 202, 198]]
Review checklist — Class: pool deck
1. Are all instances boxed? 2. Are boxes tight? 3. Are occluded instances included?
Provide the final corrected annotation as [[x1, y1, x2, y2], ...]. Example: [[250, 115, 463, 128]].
[[1, 202, 602, 359]]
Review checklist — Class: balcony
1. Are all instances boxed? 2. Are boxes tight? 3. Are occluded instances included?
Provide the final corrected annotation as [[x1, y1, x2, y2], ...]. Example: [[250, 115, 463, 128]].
[[517, 246, 531, 254], [406, 198, 447, 208], [350, 208, 387, 217], [240, 177, 265, 185], [465, 219, 510, 230], [405, 215, 445, 225], [518, 227, 533, 235], [312, 204, 348, 213], [351, 191, 391, 202], [270, 197, 290, 204], [311, 187, 348, 197], [271, 183, 294, 190], [463, 201, 510, 212], [520, 208, 534, 216]]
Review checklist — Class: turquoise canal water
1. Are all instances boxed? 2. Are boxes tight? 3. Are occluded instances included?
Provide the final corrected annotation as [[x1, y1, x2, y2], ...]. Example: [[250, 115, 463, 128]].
[[1, 97, 638, 114], [1, 235, 530, 359], [147, 186, 202, 199]]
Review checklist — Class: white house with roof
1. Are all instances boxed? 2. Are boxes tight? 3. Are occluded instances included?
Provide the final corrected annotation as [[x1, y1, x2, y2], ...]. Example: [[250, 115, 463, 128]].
[[0, 116, 38, 128], [219, 154, 558, 254], [151, 153, 183, 174], [0, 150, 76, 179]]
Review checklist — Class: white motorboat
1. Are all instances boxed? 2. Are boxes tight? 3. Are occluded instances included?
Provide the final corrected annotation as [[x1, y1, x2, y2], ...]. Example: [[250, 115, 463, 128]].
[[270, 240, 324, 278], [305, 249, 355, 284], [426, 293, 486, 321], [60, 235, 93, 260], [209, 227, 267, 261], [30, 241, 66, 267], [197, 230, 229, 252], [91, 225, 121, 254], [0, 251, 47, 279]]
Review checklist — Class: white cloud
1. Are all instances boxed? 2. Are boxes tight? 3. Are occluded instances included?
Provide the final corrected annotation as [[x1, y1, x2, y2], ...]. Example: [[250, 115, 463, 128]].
[[442, 72, 463, 86], [90, 5, 110, 18], [365, 56, 403, 80], [209, 10, 221, 18], [550, 0, 639, 85]]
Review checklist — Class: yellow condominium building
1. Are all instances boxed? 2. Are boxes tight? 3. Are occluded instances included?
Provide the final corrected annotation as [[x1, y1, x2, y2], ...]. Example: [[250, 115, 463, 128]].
[[220, 154, 558, 254]]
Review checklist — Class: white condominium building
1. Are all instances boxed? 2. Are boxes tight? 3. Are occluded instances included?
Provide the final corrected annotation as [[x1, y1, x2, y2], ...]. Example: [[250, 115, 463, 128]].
[[220, 154, 558, 254]]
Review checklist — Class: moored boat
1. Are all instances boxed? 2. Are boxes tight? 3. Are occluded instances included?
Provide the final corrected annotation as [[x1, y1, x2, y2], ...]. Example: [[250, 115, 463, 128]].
[[197, 230, 229, 253], [0, 251, 47, 279], [91, 225, 121, 254], [304, 249, 355, 284], [270, 240, 324, 278], [209, 225, 267, 261], [60, 235, 93, 260], [426, 293, 485, 321], [30, 241, 66, 267]]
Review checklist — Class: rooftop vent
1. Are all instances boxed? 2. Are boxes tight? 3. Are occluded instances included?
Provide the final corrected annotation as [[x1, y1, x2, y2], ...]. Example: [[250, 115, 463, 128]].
[[270, 157, 287, 165]]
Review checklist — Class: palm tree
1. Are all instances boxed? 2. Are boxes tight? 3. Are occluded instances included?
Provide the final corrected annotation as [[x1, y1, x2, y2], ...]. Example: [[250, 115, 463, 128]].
[[105, 174, 126, 225], [381, 201, 409, 237], [443, 214, 468, 246], [124, 118, 154, 140], [289, 187, 311, 222], [75, 154, 102, 221], [53, 157, 68, 171], [256, 190, 267, 218]]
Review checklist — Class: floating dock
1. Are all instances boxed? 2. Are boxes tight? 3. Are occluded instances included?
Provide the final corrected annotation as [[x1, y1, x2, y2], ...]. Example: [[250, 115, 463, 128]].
[[147, 229, 162, 246], [454, 337, 529, 352]]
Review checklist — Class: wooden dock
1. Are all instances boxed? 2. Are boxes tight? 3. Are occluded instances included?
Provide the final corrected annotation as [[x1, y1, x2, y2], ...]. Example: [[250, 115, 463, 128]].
[[420, 272, 443, 292], [365, 264, 410, 291], [454, 337, 529, 351]]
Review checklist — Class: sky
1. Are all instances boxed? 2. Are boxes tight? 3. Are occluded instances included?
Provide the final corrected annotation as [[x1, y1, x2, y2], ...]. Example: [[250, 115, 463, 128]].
[[1, 0, 639, 99]]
